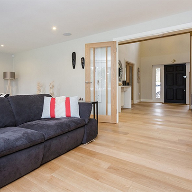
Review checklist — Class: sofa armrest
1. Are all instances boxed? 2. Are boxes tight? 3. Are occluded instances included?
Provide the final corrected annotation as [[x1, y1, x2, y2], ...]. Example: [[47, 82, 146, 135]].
[[78, 102, 92, 124]]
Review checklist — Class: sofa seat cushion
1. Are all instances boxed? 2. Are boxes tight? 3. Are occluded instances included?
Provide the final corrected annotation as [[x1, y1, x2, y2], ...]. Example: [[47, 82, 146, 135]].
[[0, 127, 45, 158], [19, 117, 86, 141]]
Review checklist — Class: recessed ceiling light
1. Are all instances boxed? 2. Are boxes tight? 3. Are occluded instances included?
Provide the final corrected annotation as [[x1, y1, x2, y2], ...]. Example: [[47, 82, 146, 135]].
[[52, 26, 57, 30], [1, 45, 4, 47], [63, 33, 72, 36]]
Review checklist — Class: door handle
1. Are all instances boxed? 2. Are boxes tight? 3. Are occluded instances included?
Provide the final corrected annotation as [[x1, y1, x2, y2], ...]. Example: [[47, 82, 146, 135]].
[[85, 81, 92, 84], [183, 76, 187, 78]]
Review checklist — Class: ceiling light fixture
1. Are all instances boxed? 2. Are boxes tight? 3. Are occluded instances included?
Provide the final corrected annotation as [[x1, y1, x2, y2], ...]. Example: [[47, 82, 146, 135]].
[[1, 45, 4, 47], [63, 33, 72, 36], [52, 26, 57, 30]]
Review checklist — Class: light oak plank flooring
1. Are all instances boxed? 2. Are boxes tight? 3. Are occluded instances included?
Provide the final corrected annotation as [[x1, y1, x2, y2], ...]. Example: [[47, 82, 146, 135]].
[[2, 103, 192, 192]]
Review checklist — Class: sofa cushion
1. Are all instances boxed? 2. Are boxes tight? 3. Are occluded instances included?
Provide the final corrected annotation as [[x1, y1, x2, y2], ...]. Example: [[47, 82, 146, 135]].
[[8, 94, 51, 126], [19, 117, 86, 140], [0, 127, 45, 158], [0, 97, 16, 128]]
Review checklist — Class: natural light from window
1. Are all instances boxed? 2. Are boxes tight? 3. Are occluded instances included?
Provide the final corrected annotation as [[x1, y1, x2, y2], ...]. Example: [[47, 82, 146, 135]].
[[156, 68, 160, 98]]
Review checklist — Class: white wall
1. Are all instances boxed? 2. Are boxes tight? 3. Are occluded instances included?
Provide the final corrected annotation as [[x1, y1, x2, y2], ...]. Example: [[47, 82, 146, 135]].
[[0, 53, 13, 93], [118, 43, 141, 103], [13, 10, 192, 99], [140, 33, 190, 101]]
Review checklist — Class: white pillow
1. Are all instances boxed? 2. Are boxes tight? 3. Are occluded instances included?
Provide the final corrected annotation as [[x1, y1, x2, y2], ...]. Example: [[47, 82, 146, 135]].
[[42, 96, 66, 118], [41, 96, 79, 118], [65, 96, 80, 118]]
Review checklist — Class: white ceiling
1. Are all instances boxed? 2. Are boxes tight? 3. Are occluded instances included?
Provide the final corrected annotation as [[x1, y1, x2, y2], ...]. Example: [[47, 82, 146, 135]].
[[1, 0, 192, 54]]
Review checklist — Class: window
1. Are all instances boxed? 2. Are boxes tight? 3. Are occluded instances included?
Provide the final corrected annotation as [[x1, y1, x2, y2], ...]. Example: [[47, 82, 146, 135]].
[[156, 68, 160, 98]]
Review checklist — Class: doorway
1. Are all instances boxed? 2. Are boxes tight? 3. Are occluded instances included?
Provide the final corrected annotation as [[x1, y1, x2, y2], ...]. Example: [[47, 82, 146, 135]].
[[119, 33, 191, 107], [118, 30, 191, 109], [164, 64, 186, 103], [125, 61, 134, 101], [85, 41, 117, 123]]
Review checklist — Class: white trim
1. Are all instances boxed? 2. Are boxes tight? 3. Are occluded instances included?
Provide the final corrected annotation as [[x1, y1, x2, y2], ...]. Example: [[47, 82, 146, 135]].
[[186, 63, 190, 105], [114, 22, 192, 43], [141, 99, 153, 102]]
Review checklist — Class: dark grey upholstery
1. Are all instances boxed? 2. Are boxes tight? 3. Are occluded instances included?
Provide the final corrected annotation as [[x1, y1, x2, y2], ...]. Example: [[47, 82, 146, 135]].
[[0, 97, 16, 128], [82, 118, 98, 144], [78, 102, 92, 123], [8, 94, 51, 126], [19, 117, 85, 140], [0, 94, 95, 188], [42, 127, 84, 164], [0, 143, 44, 188], [0, 127, 44, 158]]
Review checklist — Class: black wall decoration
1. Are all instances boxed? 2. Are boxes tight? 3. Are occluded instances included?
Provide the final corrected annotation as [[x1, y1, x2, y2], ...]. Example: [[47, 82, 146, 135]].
[[72, 52, 76, 69], [81, 57, 85, 69]]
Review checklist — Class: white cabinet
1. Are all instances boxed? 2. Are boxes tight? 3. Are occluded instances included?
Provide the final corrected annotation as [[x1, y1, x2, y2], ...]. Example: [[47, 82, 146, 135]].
[[118, 86, 131, 112]]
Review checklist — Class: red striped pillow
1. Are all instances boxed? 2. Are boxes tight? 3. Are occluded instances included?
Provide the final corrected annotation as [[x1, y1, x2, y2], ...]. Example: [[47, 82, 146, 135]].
[[41, 96, 79, 118], [42, 96, 66, 118], [65, 96, 79, 118]]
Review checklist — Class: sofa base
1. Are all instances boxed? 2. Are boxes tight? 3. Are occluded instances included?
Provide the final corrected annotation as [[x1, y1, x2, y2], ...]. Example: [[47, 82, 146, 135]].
[[41, 127, 85, 164], [0, 143, 44, 188], [82, 118, 98, 144]]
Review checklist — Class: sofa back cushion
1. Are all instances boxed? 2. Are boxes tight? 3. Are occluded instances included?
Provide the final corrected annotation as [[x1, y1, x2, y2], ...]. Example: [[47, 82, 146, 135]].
[[8, 94, 51, 126], [0, 97, 16, 128]]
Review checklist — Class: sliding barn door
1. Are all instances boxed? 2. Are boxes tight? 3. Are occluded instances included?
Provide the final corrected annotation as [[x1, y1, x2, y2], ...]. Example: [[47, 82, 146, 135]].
[[85, 41, 117, 123]]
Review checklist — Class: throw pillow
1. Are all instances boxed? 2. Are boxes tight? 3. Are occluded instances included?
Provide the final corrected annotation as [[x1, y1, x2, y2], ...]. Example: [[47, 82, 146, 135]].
[[42, 96, 66, 118], [41, 96, 80, 118], [65, 96, 80, 118]]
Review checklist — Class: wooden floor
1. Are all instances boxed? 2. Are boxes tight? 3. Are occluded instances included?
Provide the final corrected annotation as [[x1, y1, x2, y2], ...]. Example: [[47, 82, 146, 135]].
[[2, 103, 192, 192]]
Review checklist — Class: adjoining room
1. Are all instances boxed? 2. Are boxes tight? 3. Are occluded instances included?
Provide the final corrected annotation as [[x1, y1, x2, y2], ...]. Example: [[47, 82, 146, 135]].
[[118, 33, 190, 108]]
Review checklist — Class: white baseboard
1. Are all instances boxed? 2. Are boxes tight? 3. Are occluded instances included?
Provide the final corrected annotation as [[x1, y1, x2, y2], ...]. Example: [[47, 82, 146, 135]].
[[140, 99, 153, 102]]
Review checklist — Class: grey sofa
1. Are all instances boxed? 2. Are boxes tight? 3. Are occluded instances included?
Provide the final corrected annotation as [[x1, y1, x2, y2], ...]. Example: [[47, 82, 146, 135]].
[[0, 94, 97, 188]]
